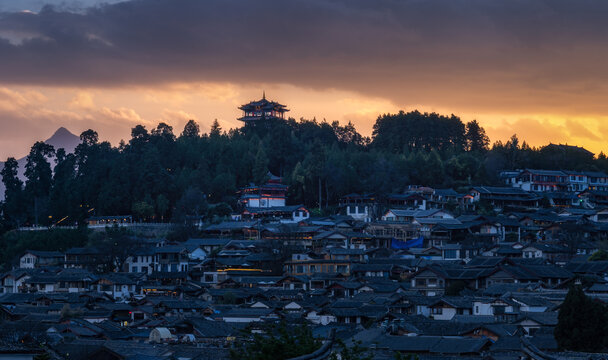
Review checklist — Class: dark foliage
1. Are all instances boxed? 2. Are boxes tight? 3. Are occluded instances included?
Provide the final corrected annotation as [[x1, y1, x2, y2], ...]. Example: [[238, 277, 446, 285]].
[[555, 285, 608, 352], [0, 228, 89, 271], [2, 111, 606, 232], [230, 321, 321, 360]]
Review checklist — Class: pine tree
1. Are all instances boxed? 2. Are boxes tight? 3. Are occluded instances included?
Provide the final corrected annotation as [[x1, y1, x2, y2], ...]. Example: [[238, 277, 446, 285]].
[[465, 120, 490, 152], [181, 119, 200, 138], [24, 142, 55, 226], [252, 145, 269, 185], [1, 157, 25, 227]]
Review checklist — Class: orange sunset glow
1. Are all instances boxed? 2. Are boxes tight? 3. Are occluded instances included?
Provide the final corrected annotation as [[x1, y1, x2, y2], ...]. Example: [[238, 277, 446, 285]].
[[1, 0, 608, 158]]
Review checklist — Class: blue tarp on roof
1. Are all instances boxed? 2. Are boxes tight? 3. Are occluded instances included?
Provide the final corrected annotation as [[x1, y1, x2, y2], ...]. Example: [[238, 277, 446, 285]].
[[391, 236, 423, 250]]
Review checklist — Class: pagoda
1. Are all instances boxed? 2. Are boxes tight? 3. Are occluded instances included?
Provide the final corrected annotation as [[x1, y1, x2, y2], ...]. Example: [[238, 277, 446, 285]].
[[238, 92, 289, 124]]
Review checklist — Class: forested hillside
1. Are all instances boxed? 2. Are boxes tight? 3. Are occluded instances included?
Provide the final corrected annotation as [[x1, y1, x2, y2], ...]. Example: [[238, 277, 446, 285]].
[[1, 110, 606, 231]]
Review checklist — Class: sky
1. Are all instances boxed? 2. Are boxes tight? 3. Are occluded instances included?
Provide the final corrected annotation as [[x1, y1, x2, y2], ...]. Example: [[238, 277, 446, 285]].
[[1, 0, 608, 159]]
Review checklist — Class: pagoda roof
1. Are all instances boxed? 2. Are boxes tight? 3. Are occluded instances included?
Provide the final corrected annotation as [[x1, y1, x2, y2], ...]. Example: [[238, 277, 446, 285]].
[[239, 96, 289, 112]]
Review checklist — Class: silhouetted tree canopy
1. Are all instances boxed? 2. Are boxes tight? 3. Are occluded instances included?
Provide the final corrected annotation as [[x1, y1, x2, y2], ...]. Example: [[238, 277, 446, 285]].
[[1, 112, 607, 231]]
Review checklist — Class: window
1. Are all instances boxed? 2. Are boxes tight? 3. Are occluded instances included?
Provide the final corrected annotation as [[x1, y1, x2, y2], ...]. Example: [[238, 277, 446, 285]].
[[431, 307, 443, 315], [444, 250, 458, 259], [416, 279, 426, 287]]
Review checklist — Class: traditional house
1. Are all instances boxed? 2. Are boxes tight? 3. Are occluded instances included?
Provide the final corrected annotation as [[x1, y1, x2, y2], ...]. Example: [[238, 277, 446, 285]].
[[469, 186, 540, 210], [64, 248, 101, 270], [512, 169, 568, 192], [19, 250, 63, 269], [94, 273, 141, 299], [283, 258, 351, 277], [382, 209, 453, 223], [339, 193, 378, 222], [154, 246, 190, 273], [386, 192, 428, 210], [242, 205, 309, 224], [124, 247, 155, 274], [428, 297, 473, 320]]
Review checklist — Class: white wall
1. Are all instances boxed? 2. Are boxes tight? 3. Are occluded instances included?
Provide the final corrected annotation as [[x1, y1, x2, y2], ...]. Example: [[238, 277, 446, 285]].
[[20, 254, 37, 269]]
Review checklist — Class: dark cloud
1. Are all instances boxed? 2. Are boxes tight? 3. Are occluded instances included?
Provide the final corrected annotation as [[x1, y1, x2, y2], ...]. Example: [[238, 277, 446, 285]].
[[1, 0, 608, 114]]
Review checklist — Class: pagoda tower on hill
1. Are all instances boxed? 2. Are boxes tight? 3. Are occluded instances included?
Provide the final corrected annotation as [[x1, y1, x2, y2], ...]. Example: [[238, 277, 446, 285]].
[[238, 92, 289, 125]]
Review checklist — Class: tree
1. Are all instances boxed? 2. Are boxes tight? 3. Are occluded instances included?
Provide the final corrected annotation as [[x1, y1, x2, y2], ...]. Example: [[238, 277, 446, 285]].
[[372, 110, 466, 153], [91, 225, 140, 272], [80, 129, 99, 147], [0, 228, 88, 271], [49, 149, 78, 225], [155, 194, 170, 221], [329, 339, 373, 360], [252, 145, 269, 185], [230, 322, 321, 360], [210, 119, 222, 137], [394, 354, 420, 360], [181, 119, 200, 138], [332, 120, 365, 147], [207, 202, 233, 221], [132, 201, 154, 222], [130, 125, 149, 147], [589, 249, 608, 261], [151, 122, 176, 142], [555, 285, 608, 352], [173, 187, 208, 223], [33, 353, 51, 360], [24, 141, 55, 226], [465, 120, 489, 152], [60, 304, 84, 319], [1, 157, 25, 227]]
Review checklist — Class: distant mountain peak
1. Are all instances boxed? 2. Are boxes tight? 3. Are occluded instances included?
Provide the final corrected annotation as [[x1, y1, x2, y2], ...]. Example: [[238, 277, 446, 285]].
[[47, 127, 77, 141], [53, 126, 72, 136], [44, 127, 81, 153]]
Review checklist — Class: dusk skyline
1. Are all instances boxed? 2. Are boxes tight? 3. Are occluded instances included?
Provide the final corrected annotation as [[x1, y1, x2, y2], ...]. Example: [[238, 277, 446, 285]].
[[2, 0, 608, 159]]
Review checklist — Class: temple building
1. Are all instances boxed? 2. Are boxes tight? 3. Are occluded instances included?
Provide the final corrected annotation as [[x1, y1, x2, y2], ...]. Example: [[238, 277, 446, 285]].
[[238, 93, 289, 125], [238, 173, 288, 208], [236, 173, 310, 224]]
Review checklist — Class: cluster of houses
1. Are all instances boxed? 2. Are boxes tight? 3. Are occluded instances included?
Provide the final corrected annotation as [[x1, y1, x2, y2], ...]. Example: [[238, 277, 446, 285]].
[[2, 170, 608, 359]]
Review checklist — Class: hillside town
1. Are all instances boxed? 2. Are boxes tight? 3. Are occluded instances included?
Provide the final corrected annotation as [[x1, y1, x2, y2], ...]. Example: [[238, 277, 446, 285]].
[[3, 0, 608, 357], [2, 159, 608, 359]]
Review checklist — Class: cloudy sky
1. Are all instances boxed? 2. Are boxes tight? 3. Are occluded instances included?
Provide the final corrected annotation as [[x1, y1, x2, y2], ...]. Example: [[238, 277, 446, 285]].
[[1, 0, 608, 159]]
